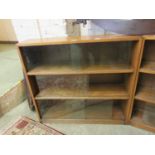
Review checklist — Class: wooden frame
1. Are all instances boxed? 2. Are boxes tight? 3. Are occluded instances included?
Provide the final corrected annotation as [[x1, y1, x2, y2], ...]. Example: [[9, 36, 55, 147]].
[[17, 35, 142, 124], [129, 35, 155, 132]]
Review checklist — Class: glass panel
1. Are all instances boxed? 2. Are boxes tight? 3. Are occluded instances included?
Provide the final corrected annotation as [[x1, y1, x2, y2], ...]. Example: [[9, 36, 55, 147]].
[[34, 74, 129, 100], [132, 100, 155, 127], [38, 100, 125, 120], [21, 41, 135, 71]]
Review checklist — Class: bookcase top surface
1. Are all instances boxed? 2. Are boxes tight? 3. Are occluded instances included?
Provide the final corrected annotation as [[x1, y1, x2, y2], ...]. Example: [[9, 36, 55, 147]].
[[17, 35, 140, 47], [143, 35, 155, 40]]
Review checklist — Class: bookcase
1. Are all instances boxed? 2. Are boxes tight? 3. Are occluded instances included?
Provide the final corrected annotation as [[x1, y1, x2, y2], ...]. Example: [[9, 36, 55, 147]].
[[17, 35, 142, 124], [130, 35, 155, 132]]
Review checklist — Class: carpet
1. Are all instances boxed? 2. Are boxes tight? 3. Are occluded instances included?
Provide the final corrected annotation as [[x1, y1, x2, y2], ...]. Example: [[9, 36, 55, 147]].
[[3, 117, 64, 135]]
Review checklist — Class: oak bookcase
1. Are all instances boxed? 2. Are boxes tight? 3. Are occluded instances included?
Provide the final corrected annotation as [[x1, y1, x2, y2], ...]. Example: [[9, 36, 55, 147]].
[[130, 35, 155, 132], [17, 35, 142, 125]]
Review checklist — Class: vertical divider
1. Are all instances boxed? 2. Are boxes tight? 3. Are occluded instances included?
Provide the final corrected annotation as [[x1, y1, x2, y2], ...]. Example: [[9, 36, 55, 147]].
[[126, 38, 145, 122], [17, 46, 42, 122]]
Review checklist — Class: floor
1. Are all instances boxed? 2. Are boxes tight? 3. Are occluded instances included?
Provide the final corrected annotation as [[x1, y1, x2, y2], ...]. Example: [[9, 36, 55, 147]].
[[0, 100, 153, 135], [0, 44, 23, 97]]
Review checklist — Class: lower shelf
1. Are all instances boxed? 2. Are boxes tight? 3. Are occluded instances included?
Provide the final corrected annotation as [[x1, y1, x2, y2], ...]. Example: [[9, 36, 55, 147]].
[[131, 116, 155, 133], [38, 100, 125, 124], [131, 101, 155, 132]]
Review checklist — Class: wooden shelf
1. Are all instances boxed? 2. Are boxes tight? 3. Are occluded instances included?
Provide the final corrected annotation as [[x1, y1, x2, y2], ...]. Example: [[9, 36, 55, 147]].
[[135, 88, 155, 105], [40, 101, 124, 124], [35, 84, 129, 100], [131, 116, 155, 133], [140, 62, 155, 74], [28, 64, 133, 75], [131, 108, 155, 133]]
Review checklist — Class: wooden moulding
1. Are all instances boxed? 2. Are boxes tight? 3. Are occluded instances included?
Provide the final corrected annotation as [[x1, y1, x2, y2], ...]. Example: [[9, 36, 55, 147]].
[[17, 35, 140, 47]]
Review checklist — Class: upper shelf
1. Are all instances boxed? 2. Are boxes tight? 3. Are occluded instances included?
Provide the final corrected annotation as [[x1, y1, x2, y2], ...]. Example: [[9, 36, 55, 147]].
[[135, 88, 155, 105], [27, 64, 133, 75], [17, 35, 140, 47], [140, 62, 155, 74]]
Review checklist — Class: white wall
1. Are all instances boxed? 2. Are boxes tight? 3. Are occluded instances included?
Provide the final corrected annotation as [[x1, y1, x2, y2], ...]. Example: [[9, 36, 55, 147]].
[[80, 20, 105, 36], [12, 19, 67, 41], [12, 19, 40, 41], [39, 19, 67, 38], [12, 19, 106, 41]]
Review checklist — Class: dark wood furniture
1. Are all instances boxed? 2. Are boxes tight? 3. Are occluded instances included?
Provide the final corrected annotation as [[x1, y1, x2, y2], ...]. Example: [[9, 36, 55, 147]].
[[17, 35, 142, 125]]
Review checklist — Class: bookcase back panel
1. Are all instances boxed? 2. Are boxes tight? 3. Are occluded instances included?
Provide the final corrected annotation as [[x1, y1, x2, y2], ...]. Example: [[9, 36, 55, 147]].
[[21, 41, 136, 71]]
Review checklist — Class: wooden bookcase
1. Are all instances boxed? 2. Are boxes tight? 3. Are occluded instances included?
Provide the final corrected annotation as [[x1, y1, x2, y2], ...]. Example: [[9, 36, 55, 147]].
[[17, 35, 142, 124], [130, 35, 155, 132]]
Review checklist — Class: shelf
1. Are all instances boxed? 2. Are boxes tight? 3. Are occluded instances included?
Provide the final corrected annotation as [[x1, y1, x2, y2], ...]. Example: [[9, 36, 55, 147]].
[[140, 62, 155, 74], [131, 108, 155, 133], [39, 100, 124, 124], [135, 88, 155, 105], [131, 116, 155, 133], [35, 84, 129, 100], [28, 64, 133, 75]]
